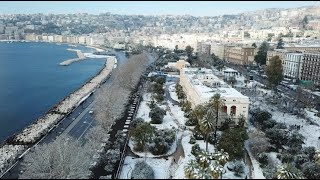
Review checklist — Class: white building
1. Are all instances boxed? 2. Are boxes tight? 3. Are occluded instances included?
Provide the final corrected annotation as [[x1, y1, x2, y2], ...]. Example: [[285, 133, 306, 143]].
[[180, 67, 250, 126], [283, 53, 303, 80]]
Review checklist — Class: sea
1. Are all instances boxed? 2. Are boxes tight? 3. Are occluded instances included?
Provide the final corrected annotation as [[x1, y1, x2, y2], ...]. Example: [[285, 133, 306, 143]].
[[0, 42, 106, 143]]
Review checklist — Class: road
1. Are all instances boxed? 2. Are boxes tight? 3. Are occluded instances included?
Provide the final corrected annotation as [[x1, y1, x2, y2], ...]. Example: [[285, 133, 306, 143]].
[[0, 51, 127, 179]]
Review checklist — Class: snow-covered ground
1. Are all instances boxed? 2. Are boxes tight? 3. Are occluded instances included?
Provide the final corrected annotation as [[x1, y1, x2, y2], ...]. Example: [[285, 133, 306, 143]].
[[249, 88, 320, 148], [168, 83, 179, 102], [168, 101, 187, 126], [245, 141, 266, 179], [0, 145, 26, 175], [135, 93, 152, 122], [119, 156, 173, 179]]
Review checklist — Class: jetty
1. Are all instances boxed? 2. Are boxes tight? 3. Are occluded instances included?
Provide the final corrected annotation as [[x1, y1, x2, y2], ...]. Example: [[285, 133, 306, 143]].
[[59, 49, 86, 66]]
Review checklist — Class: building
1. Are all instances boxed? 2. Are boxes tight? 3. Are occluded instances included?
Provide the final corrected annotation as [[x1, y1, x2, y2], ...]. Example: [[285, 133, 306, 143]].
[[196, 42, 211, 55], [210, 43, 226, 60], [284, 46, 320, 53], [300, 52, 320, 87], [180, 67, 249, 126], [224, 46, 255, 65], [283, 52, 303, 80], [165, 59, 190, 71], [266, 49, 287, 66]]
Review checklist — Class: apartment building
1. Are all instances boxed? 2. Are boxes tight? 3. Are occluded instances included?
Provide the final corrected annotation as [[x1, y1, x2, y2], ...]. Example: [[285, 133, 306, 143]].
[[211, 43, 226, 60], [180, 67, 249, 126], [196, 42, 211, 55], [224, 46, 255, 65], [283, 52, 304, 79], [300, 52, 320, 87], [284, 46, 320, 53]]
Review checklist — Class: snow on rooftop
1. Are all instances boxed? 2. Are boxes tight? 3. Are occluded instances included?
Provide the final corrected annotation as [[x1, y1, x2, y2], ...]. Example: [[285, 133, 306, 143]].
[[223, 68, 238, 73]]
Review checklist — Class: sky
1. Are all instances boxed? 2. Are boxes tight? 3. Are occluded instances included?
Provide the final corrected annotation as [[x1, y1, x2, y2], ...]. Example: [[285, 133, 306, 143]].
[[0, 1, 318, 16]]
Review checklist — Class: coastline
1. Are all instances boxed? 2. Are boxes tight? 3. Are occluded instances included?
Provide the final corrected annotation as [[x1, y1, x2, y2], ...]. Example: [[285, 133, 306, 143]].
[[0, 50, 116, 176]]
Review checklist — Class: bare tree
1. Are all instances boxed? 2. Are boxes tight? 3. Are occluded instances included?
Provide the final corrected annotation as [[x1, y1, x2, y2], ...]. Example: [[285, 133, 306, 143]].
[[19, 135, 91, 179], [94, 82, 129, 132], [247, 130, 271, 159], [113, 53, 149, 91]]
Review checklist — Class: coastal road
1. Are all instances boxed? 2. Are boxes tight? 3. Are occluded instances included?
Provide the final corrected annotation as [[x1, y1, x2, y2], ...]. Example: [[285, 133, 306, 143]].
[[1, 51, 127, 179]]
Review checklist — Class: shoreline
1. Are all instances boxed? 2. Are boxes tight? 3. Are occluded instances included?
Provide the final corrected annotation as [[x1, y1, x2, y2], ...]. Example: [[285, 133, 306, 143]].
[[0, 49, 116, 175]]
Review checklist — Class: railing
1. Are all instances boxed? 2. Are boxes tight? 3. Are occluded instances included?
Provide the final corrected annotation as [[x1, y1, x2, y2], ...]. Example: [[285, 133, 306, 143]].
[[114, 83, 144, 179]]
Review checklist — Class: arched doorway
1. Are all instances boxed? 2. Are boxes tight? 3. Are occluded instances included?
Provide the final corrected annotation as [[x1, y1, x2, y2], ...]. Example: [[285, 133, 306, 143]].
[[231, 106, 236, 115]]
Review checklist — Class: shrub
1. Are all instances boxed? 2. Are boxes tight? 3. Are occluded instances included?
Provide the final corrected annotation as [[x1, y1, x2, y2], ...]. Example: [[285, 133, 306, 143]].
[[261, 119, 277, 130], [301, 162, 320, 179], [303, 146, 316, 161], [252, 110, 272, 124], [274, 122, 287, 129], [233, 161, 244, 177], [265, 127, 289, 148], [257, 153, 268, 167], [191, 144, 201, 156], [295, 154, 310, 168], [263, 165, 277, 179], [280, 153, 294, 163], [185, 118, 197, 126], [131, 161, 155, 179], [149, 136, 169, 155], [193, 130, 204, 140], [189, 136, 196, 144], [131, 118, 144, 128], [149, 105, 166, 124]]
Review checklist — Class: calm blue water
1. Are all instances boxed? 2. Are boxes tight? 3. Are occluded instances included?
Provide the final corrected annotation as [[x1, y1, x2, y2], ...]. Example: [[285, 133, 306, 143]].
[[0, 42, 106, 143]]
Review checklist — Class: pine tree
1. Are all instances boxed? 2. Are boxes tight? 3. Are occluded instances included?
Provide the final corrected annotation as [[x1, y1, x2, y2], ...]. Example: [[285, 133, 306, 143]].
[[277, 38, 284, 49], [254, 41, 269, 65], [266, 55, 283, 91]]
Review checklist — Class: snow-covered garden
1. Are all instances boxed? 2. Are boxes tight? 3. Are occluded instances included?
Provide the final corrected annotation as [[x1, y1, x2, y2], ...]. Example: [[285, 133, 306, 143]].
[[120, 73, 250, 179]]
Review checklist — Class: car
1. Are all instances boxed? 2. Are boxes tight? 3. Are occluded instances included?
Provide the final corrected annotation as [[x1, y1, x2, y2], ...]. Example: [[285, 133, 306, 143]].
[[89, 110, 94, 114]]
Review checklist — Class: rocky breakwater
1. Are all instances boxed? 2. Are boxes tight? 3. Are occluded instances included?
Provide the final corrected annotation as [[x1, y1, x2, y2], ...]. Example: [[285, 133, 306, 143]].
[[59, 48, 86, 66], [0, 56, 116, 177]]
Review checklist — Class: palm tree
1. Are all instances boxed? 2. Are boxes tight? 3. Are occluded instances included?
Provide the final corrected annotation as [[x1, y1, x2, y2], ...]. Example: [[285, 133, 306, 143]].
[[184, 160, 198, 179], [199, 108, 216, 152], [208, 93, 225, 145], [276, 163, 304, 179]]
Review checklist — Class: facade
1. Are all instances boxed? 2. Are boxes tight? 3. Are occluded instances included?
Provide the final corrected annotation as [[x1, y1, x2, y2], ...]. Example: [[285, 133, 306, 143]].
[[283, 53, 303, 79], [166, 60, 190, 71], [224, 46, 255, 65], [180, 67, 249, 126], [300, 52, 320, 87], [196, 42, 211, 55], [210, 43, 226, 60], [266, 49, 287, 66], [284, 46, 320, 53]]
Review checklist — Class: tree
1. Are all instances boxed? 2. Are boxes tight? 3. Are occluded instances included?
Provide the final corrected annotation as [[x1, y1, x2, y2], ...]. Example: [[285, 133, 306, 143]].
[[277, 38, 285, 49], [252, 43, 257, 48], [228, 76, 237, 86], [217, 127, 248, 160], [130, 122, 156, 152], [131, 161, 155, 179], [276, 163, 304, 179], [247, 130, 271, 159], [199, 109, 216, 152], [174, 45, 178, 53], [266, 55, 283, 91], [302, 16, 309, 29], [19, 135, 91, 179], [185, 45, 194, 58], [302, 162, 320, 179], [208, 93, 225, 146], [94, 82, 129, 132], [254, 41, 269, 65], [184, 150, 227, 179]]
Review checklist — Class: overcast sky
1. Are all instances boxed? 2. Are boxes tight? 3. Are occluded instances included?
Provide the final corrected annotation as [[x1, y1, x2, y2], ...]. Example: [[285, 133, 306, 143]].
[[0, 1, 317, 16]]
